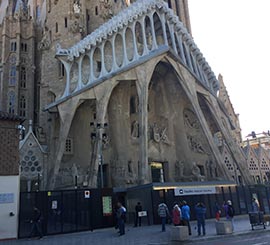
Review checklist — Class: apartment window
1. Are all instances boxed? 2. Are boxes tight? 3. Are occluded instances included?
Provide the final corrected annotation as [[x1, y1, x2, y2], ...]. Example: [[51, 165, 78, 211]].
[[8, 91, 15, 114], [56, 22, 58, 33], [95, 6, 98, 15], [19, 95, 26, 117]]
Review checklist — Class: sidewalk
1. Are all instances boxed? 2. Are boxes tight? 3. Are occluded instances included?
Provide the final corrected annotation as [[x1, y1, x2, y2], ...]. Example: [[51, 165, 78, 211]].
[[0, 215, 268, 245]]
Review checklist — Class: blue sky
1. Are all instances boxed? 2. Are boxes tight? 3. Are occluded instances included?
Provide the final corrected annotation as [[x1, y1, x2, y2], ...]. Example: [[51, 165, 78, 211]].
[[189, 0, 270, 138]]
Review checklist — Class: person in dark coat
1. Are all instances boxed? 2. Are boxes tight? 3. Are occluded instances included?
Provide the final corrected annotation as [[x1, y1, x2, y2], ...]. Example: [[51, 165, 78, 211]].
[[29, 207, 43, 239], [134, 202, 142, 227], [117, 202, 126, 236], [195, 202, 207, 236]]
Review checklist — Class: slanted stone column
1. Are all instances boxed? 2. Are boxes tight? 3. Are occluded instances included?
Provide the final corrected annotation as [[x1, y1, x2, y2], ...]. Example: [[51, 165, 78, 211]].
[[47, 99, 80, 190], [88, 80, 118, 188], [137, 80, 149, 184], [135, 61, 158, 184]]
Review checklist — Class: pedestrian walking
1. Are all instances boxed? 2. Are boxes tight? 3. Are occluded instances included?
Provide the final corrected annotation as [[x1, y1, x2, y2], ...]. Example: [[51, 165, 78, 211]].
[[223, 200, 235, 231], [172, 202, 182, 226], [251, 198, 260, 212], [181, 200, 192, 235], [116, 202, 126, 236], [134, 202, 142, 227], [29, 206, 43, 239], [158, 202, 169, 232], [214, 202, 221, 221], [195, 202, 207, 236]]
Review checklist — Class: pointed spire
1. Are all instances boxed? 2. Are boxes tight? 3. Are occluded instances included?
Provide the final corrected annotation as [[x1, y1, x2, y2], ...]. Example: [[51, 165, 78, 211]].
[[28, 119, 33, 132]]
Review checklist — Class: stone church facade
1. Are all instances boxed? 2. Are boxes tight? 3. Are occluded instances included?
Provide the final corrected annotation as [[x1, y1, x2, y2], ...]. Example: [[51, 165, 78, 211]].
[[0, 0, 259, 190]]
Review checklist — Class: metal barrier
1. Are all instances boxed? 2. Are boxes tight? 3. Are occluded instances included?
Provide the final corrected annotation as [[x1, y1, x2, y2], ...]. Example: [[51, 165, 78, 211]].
[[18, 188, 114, 238]]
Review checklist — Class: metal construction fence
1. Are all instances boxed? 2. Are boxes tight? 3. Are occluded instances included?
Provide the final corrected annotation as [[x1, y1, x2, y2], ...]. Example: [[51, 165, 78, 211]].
[[18, 188, 115, 238]]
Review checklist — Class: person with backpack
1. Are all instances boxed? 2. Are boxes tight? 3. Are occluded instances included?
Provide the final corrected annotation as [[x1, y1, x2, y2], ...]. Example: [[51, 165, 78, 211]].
[[223, 200, 235, 231], [158, 202, 169, 232], [181, 200, 192, 235], [195, 202, 207, 236], [172, 202, 182, 226], [117, 202, 126, 236]]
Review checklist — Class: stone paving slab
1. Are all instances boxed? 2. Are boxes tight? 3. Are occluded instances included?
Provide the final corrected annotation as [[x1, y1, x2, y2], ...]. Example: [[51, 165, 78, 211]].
[[1, 215, 269, 245]]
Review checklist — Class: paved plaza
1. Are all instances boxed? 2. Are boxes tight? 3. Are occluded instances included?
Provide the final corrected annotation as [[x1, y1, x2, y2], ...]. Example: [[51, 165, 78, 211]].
[[1, 215, 269, 245]]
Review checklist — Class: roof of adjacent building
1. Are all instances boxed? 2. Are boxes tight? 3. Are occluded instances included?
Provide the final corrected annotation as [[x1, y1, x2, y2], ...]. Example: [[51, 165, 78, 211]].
[[0, 111, 24, 121]]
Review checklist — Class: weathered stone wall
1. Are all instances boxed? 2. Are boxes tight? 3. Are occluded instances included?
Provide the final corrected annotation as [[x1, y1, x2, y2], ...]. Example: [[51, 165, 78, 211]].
[[0, 119, 20, 176]]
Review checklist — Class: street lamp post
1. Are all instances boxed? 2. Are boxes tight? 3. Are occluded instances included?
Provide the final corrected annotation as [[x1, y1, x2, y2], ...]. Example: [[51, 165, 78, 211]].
[[90, 122, 108, 188]]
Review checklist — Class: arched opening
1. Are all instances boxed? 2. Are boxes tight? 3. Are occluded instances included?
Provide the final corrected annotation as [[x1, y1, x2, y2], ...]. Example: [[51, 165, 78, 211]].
[[135, 22, 144, 56], [114, 34, 124, 67], [93, 47, 102, 78], [145, 16, 153, 51], [70, 62, 79, 93], [107, 80, 139, 187], [104, 40, 113, 72], [82, 55, 91, 85], [125, 28, 134, 61], [148, 61, 213, 182], [165, 22, 173, 50], [153, 13, 164, 46]]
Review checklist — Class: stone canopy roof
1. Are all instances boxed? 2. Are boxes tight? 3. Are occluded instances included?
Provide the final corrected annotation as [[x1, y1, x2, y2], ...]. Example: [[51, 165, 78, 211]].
[[56, 0, 192, 61]]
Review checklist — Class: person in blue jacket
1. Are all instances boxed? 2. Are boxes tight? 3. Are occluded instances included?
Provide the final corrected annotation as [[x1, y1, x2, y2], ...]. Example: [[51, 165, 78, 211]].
[[181, 200, 191, 235], [195, 202, 207, 236]]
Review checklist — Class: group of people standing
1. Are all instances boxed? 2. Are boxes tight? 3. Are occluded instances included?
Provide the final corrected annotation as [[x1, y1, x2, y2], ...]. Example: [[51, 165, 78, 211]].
[[158, 199, 237, 236], [158, 200, 195, 235]]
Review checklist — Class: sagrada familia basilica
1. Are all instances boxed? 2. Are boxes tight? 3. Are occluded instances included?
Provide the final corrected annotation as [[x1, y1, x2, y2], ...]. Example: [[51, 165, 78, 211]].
[[0, 0, 269, 191]]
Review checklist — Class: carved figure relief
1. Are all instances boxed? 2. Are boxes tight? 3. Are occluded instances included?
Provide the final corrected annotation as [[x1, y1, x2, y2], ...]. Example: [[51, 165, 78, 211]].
[[73, 0, 81, 15], [175, 160, 184, 181], [131, 120, 139, 138], [191, 162, 205, 181], [127, 160, 136, 184], [187, 135, 209, 155], [38, 30, 51, 51], [149, 123, 170, 145], [36, 126, 46, 143], [183, 108, 200, 130], [101, 1, 113, 20]]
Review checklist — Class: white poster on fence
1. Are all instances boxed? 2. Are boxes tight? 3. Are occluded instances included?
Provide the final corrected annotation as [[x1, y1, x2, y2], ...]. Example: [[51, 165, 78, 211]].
[[174, 186, 217, 196]]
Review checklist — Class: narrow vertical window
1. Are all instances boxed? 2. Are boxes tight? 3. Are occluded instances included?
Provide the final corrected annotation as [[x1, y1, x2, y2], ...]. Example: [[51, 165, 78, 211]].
[[59, 62, 65, 77], [56, 22, 58, 33], [95, 6, 98, 15], [19, 95, 26, 117], [20, 67, 26, 88], [8, 91, 15, 114], [64, 17, 67, 28]]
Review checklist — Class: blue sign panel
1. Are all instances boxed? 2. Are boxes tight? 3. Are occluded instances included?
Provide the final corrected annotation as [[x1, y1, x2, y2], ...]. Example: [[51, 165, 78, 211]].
[[0, 193, 14, 204]]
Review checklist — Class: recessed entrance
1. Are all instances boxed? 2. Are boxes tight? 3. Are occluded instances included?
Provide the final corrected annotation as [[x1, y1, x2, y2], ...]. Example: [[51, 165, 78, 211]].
[[150, 162, 164, 183]]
